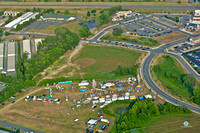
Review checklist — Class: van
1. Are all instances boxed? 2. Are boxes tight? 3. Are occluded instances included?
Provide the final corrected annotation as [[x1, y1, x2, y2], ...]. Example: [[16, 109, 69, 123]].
[[101, 118, 109, 123], [100, 105, 105, 108]]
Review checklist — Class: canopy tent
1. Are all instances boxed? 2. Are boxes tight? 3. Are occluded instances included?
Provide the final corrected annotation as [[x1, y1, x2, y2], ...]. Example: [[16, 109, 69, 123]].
[[135, 85, 143, 91]]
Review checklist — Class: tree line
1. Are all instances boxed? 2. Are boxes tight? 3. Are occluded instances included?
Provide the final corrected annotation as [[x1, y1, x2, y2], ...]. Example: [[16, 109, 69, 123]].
[[112, 64, 138, 77], [96, 6, 122, 26], [0, 27, 79, 103], [113, 99, 191, 132], [16, 27, 79, 81]]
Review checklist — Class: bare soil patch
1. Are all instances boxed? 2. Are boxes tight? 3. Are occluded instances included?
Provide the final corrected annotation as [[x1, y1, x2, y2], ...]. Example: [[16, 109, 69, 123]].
[[75, 58, 96, 68], [153, 31, 187, 44]]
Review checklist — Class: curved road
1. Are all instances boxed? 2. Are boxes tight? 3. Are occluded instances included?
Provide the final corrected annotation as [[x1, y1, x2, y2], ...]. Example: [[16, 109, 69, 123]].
[[87, 13, 200, 113]]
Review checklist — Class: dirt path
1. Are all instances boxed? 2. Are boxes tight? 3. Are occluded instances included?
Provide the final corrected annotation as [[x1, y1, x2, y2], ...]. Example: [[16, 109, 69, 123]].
[[0, 41, 85, 113], [0, 87, 43, 114], [36, 41, 84, 83]]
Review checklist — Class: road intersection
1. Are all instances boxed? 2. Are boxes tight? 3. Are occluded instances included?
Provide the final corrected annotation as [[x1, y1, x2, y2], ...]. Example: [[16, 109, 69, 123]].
[[83, 14, 200, 113], [0, 6, 200, 133]]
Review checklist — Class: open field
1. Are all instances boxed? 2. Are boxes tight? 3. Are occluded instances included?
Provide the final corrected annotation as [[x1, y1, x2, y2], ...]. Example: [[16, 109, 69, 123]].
[[144, 113, 200, 133], [153, 31, 187, 44], [71, 43, 144, 79], [150, 55, 200, 103], [101, 32, 160, 47]]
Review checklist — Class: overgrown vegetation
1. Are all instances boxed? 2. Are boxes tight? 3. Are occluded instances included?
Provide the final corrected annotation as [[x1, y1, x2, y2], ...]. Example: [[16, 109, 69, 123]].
[[79, 24, 91, 37], [105, 99, 191, 132], [152, 55, 200, 104], [0, 74, 35, 103], [113, 26, 123, 36], [101, 33, 160, 46], [164, 15, 179, 23]]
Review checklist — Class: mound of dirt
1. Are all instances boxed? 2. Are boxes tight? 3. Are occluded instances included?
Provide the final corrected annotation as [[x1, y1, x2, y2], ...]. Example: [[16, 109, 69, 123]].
[[75, 58, 96, 68]]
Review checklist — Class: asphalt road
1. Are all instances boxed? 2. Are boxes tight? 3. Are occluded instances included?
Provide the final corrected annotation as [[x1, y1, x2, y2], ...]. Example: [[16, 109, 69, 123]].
[[1, 11, 200, 132], [87, 14, 200, 113], [0, 4, 199, 9], [0, 121, 42, 133]]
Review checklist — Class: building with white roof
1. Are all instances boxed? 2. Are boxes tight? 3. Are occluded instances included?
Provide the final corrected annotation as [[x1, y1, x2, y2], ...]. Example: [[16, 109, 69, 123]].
[[4, 11, 19, 16], [5, 12, 39, 29], [22, 39, 31, 59], [191, 10, 200, 25]]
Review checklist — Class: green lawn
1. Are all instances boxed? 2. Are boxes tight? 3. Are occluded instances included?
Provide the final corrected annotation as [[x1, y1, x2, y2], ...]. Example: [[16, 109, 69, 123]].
[[101, 33, 160, 47], [72, 43, 143, 80], [151, 55, 199, 101]]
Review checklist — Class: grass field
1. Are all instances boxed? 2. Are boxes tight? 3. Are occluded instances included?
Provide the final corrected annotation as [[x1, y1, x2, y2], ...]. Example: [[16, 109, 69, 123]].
[[101, 33, 160, 47], [151, 55, 199, 102], [143, 114, 200, 133], [153, 31, 187, 44], [71, 43, 144, 79]]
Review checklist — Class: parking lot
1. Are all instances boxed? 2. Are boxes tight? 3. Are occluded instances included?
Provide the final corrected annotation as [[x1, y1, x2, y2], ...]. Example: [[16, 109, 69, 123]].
[[174, 43, 193, 53], [139, 19, 166, 32], [90, 40, 150, 51], [183, 49, 200, 68], [25, 17, 80, 31], [152, 15, 178, 27], [123, 21, 158, 37]]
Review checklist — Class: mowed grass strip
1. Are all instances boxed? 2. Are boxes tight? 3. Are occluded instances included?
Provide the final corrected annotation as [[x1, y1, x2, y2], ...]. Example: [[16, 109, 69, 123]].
[[72, 43, 142, 75], [144, 114, 200, 133]]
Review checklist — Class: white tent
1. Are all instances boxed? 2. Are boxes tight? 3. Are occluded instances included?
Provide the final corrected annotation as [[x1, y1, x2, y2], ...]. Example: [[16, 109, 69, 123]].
[[144, 94, 152, 99], [87, 119, 98, 125]]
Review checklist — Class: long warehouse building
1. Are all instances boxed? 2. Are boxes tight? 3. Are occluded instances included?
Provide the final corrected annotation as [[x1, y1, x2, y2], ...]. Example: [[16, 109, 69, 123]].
[[22, 39, 31, 59], [0, 43, 4, 70], [7, 42, 16, 72], [5, 12, 38, 29]]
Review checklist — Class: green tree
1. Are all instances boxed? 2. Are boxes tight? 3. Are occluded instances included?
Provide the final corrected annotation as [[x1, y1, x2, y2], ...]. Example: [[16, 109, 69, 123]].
[[64, 9, 69, 15], [87, 11, 90, 17], [91, 9, 96, 14], [79, 24, 91, 38], [5, 31, 9, 36], [112, 26, 123, 36]]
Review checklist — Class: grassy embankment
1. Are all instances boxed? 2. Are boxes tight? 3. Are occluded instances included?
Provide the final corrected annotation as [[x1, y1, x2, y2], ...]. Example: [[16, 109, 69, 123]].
[[151, 55, 199, 102], [101, 33, 160, 47]]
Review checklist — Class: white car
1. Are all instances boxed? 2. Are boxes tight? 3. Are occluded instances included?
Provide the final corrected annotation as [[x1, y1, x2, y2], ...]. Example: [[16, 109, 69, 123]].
[[74, 119, 79, 122]]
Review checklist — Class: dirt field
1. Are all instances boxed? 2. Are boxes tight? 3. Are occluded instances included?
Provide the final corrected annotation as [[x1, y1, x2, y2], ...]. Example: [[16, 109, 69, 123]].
[[153, 31, 187, 44]]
